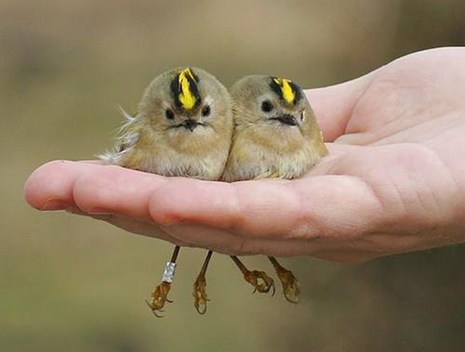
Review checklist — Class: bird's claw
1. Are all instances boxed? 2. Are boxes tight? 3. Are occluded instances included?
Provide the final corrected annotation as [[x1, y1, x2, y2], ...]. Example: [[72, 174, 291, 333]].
[[193, 274, 209, 315], [275, 267, 300, 303], [146, 281, 172, 317], [244, 270, 275, 295]]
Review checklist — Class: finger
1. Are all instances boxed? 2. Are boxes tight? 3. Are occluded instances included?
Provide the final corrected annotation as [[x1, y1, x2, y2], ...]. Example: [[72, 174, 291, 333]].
[[72, 164, 171, 222], [305, 71, 374, 142], [148, 175, 384, 241], [148, 177, 298, 237], [24, 160, 103, 210], [105, 215, 191, 246], [159, 223, 323, 257], [24, 160, 172, 224], [160, 222, 380, 260], [66, 206, 188, 246]]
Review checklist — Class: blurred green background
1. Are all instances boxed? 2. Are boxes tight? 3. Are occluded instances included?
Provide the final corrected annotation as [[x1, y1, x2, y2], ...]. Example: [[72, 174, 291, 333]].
[[2, 0, 465, 351]]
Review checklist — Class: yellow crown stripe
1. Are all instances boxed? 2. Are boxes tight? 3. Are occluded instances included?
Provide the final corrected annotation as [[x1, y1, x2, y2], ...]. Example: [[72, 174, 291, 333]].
[[274, 78, 295, 104], [178, 68, 197, 110], [183, 68, 196, 81]]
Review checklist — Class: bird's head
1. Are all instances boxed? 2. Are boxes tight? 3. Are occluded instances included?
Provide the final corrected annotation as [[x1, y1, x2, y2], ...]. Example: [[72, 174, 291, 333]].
[[138, 67, 232, 138]]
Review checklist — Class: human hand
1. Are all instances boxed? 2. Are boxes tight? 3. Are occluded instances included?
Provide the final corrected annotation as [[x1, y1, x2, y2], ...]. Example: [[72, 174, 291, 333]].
[[24, 47, 465, 262]]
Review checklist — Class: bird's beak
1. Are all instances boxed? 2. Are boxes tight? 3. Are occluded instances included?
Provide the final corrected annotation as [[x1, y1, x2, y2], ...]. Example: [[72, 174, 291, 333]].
[[183, 119, 198, 131], [274, 114, 298, 126]]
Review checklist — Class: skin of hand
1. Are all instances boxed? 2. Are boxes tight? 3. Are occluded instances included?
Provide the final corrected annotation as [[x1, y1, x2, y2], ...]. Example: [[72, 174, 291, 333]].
[[24, 47, 465, 263]]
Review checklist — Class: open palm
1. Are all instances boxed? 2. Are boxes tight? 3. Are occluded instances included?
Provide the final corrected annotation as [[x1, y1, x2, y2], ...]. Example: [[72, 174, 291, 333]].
[[25, 47, 465, 262]]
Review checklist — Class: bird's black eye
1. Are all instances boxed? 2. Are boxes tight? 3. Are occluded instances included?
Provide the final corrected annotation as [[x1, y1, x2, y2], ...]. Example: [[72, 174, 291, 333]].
[[261, 100, 274, 113], [201, 105, 211, 117], [165, 108, 175, 120]]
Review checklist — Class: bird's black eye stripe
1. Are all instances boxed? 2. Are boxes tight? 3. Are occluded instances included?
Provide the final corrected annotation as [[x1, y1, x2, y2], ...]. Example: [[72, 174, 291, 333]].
[[261, 100, 274, 113], [201, 105, 211, 117], [165, 108, 175, 120]]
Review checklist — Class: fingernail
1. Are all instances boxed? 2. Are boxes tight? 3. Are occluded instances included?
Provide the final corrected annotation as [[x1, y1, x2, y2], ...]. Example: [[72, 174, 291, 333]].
[[41, 200, 69, 211], [65, 206, 86, 215]]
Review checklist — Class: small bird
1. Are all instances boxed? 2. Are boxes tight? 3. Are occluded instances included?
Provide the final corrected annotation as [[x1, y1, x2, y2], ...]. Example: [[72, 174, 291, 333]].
[[223, 75, 328, 303], [100, 67, 233, 316]]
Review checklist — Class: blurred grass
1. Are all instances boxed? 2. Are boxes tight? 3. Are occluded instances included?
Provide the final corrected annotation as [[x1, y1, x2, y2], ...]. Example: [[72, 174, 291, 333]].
[[1, 0, 465, 351]]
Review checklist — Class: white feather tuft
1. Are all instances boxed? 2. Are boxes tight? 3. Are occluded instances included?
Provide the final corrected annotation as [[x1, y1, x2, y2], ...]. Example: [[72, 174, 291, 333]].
[[97, 106, 140, 165], [118, 105, 135, 122], [96, 151, 117, 164]]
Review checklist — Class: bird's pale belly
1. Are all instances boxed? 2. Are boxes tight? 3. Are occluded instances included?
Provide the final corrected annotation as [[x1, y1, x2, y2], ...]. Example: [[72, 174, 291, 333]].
[[137, 150, 227, 181], [224, 151, 317, 181]]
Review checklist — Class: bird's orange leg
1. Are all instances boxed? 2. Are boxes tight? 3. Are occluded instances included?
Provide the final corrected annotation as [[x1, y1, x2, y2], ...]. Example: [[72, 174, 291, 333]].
[[146, 246, 180, 317], [268, 256, 300, 304], [193, 250, 213, 315], [230, 256, 275, 295]]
